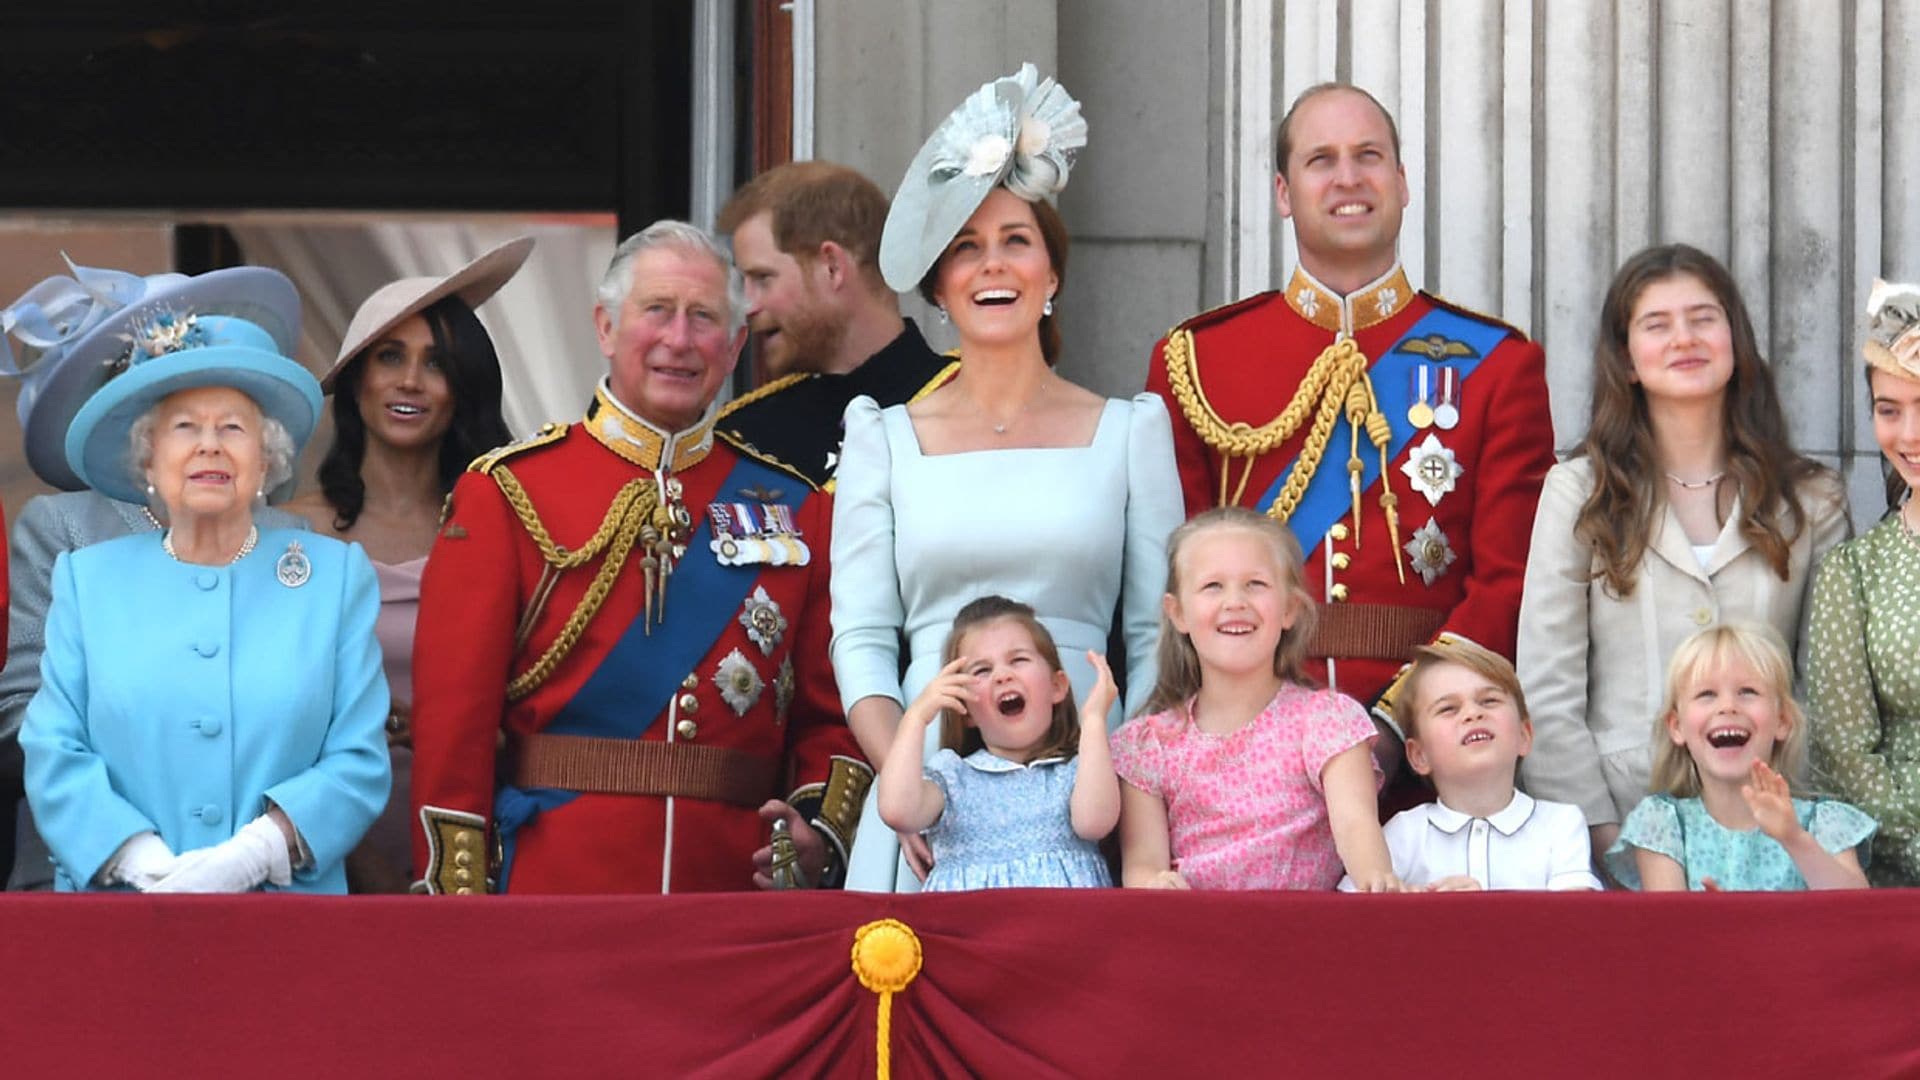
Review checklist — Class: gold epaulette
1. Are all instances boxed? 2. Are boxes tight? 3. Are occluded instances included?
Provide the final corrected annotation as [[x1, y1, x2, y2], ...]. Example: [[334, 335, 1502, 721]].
[[1163, 289, 1282, 340], [469, 421, 569, 475], [715, 428, 823, 493], [716, 372, 812, 421], [1418, 291, 1529, 342], [912, 358, 961, 402]]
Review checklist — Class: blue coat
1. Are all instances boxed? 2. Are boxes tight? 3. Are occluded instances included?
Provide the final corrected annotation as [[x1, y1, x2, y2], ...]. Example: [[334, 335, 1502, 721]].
[[21, 526, 390, 892]]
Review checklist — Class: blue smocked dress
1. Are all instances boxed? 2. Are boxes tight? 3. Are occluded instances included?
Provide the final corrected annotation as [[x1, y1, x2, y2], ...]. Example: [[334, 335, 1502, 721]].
[[1605, 794, 1876, 890], [920, 749, 1110, 891], [831, 392, 1182, 892]]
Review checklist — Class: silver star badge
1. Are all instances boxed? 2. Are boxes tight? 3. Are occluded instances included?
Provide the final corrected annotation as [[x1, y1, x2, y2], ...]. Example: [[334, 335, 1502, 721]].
[[1400, 433, 1464, 506], [738, 586, 788, 656], [713, 649, 765, 717], [1404, 519, 1457, 586]]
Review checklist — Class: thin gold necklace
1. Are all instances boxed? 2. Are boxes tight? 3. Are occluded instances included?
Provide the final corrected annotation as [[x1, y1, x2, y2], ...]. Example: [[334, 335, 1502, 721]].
[[963, 371, 1053, 435]]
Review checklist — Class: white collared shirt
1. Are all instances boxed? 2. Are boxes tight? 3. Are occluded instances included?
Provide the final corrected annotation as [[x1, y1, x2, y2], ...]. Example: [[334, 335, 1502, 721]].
[[1340, 791, 1601, 891]]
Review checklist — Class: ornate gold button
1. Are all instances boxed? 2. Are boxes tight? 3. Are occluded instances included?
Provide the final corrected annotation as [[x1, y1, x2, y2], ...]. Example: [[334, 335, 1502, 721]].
[[677, 719, 698, 740], [454, 887, 474, 896], [453, 851, 473, 868], [1330, 583, 1350, 602], [454, 868, 473, 885], [453, 831, 473, 850], [681, 672, 699, 690], [1331, 552, 1352, 570], [1329, 522, 1350, 542], [678, 692, 699, 714]]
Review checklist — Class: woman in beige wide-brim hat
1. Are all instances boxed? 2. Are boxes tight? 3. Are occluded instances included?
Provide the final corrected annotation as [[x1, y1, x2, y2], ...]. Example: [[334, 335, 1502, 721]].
[[285, 235, 530, 893], [1804, 278, 1920, 887]]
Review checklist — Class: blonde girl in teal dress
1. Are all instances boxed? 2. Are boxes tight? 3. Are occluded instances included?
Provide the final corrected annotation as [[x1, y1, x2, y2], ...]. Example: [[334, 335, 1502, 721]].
[[1608, 623, 1874, 891], [1806, 279, 1920, 886]]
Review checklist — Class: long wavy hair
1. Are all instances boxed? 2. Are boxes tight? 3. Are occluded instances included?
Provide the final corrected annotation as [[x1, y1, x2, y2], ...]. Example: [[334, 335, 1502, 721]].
[[1141, 508, 1317, 721], [1574, 244, 1828, 596], [317, 295, 513, 530]]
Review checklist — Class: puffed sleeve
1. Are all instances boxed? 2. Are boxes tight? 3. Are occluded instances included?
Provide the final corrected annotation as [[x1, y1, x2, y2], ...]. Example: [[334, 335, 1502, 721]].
[[1516, 463, 1617, 827], [1805, 798, 1877, 861], [1544, 801, 1603, 890], [0, 495, 76, 789], [1301, 690, 1381, 792], [264, 542, 391, 879], [829, 395, 906, 711], [1110, 715, 1162, 797], [922, 748, 964, 832], [1806, 542, 1920, 881], [20, 552, 160, 886], [1604, 794, 1681, 890], [1119, 394, 1183, 718]]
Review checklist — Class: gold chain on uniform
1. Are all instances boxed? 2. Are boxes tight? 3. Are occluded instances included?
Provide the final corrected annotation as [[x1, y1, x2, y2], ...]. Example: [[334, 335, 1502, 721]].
[[1163, 326, 1407, 583], [492, 464, 656, 701]]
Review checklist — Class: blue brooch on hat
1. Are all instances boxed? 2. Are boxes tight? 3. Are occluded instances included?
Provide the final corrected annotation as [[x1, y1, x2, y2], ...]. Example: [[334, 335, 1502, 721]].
[[879, 63, 1088, 293]]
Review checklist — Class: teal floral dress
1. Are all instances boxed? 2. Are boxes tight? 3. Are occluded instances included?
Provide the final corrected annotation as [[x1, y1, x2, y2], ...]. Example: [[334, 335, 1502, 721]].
[[1806, 515, 1920, 885], [1606, 795, 1875, 890]]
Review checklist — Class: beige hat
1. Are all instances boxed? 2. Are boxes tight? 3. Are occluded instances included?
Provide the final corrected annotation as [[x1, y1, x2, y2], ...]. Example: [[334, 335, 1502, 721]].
[[323, 235, 535, 390]]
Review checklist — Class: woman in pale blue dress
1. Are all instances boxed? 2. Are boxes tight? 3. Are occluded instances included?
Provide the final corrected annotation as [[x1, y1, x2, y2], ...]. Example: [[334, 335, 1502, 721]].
[[832, 66, 1183, 891]]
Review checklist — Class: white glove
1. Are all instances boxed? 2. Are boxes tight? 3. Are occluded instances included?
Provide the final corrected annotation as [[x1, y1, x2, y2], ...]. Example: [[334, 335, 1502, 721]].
[[102, 832, 178, 891], [148, 815, 295, 894]]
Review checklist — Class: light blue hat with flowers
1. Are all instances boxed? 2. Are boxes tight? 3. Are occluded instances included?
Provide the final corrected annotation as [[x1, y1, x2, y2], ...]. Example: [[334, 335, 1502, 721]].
[[1, 260, 302, 491], [63, 279, 320, 506], [879, 63, 1088, 293]]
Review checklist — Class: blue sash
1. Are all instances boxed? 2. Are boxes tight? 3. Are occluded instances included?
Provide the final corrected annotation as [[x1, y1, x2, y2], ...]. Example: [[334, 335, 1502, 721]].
[[495, 453, 798, 885], [1255, 306, 1510, 551]]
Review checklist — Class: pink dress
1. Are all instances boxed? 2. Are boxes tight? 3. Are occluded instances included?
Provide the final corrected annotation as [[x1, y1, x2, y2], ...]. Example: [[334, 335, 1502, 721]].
[[1112, 682, 1379, 890], [346, 555, 426, 892]]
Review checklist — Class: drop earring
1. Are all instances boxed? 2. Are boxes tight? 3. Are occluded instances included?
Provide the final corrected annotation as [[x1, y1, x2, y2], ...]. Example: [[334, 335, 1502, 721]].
[[1043, 295, 1055, 317], [937, 305, 950, 324]]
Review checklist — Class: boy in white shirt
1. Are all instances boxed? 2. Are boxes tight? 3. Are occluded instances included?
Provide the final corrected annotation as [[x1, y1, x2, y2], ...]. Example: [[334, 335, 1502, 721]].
[[1342, 639, 1601, 891]]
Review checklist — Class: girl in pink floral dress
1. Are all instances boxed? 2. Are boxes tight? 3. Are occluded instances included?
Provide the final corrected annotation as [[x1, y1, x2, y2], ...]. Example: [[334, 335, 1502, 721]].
[[1113, 508, 1401, 891]]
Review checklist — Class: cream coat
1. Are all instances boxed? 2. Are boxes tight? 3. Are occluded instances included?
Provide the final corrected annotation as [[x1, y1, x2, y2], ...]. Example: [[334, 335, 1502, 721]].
[[1515, 458, 1851, 827]]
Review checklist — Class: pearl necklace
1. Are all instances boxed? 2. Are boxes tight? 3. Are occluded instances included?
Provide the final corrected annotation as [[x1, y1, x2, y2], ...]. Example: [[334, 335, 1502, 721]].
[[163, 525, 259, 565], [1665, 470, 1725, 491]]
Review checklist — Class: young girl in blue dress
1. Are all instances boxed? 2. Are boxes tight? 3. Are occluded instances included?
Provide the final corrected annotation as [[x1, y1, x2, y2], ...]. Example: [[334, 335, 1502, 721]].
[[1608, 622, 1875, 890], [874, 595, 1120, 890]]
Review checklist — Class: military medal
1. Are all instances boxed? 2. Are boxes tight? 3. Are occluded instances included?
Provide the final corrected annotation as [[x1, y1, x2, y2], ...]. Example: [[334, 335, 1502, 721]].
[[1433, 367, 1461, 430], [714, 648, 765, 716], [738, 586, 788, 656], [1406, 364, 1435, 429], [709, 499, 811, 567], [275, 541, 311, 588], [1405, 519, 1457, 585], [1401, 433, 1464, 506]]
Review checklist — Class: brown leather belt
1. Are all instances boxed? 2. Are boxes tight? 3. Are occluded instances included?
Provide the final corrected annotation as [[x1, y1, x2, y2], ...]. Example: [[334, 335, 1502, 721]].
[[1307, 603, 1447, 662], [509, 733, 779, 808]]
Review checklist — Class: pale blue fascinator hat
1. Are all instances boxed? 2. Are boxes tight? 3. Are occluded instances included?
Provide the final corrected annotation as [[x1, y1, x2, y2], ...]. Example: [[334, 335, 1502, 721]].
[[61, 270, 320, 506], [1, 260, 303, 492], [878, 63, 1088, 293]]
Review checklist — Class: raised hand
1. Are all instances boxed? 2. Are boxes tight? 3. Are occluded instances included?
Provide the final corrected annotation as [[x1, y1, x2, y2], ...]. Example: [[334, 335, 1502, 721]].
[[904, 656, 976, 731], [1740, 760, 1800, 843], [1081, 650, 1119, 727]]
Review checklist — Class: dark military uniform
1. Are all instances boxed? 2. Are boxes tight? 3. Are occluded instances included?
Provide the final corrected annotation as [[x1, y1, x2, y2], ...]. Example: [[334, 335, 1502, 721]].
[[717, 319, 953, 490], [410, 384, 866, 894]]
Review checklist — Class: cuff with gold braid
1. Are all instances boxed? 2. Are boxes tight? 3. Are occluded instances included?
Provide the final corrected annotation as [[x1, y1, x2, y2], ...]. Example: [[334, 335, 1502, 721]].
[[412, 806, 492, 895], [784, 756, 874, 889]]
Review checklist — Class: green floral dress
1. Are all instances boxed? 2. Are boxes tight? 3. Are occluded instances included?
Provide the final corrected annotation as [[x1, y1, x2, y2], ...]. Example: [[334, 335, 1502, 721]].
[[1806, 514, 1920, 886]]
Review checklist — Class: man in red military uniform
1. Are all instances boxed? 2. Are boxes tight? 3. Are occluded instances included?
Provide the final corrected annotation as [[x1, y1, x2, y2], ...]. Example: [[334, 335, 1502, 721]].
[[410, 221, 867, 894], [1145, 83, 1555, 772]]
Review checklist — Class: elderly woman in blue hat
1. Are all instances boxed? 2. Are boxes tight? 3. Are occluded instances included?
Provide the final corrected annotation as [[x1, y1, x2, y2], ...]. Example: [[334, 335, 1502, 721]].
[[831, 65, 1183, 890], [0, 261, 312, 891], [18, 281, 390, 893]]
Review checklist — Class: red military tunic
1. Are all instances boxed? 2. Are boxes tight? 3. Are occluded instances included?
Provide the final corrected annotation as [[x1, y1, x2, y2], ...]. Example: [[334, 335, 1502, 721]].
[[410, 384, 866, 894], [1145, 264, 1555, 719]]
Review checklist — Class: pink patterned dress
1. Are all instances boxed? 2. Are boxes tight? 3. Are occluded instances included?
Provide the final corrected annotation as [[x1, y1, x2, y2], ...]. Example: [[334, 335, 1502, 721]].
[[1112, 682, 1379, 890]]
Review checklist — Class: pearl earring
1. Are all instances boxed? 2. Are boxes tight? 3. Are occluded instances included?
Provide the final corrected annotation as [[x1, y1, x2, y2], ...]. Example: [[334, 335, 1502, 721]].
[[146, 483, 155, 499], [1043, 296, 1055, 317], [937, 305, 950, 324]]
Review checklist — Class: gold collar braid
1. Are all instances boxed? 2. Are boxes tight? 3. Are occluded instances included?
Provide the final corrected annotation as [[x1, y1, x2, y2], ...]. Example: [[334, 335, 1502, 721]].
[[1162, 329, 1406, 583], [583, 383, 716, 473]]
